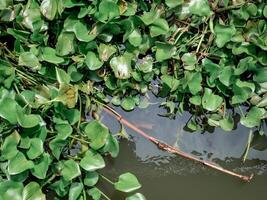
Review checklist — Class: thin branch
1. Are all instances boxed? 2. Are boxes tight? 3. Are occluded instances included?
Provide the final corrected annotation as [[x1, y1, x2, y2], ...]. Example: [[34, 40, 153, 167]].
[[101, 103, 253, 182]]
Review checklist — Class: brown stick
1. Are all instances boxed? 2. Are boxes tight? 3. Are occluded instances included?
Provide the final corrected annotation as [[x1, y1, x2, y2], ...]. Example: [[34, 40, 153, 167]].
[[101, 104, 253, 182]]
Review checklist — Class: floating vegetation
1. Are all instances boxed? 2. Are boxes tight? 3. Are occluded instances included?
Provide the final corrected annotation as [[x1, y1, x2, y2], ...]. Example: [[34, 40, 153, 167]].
[[0, 0, 267, 199]]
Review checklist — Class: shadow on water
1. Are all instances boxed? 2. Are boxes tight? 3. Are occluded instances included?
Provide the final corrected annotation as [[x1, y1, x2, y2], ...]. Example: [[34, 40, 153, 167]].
[[96, 93, 267, 200]]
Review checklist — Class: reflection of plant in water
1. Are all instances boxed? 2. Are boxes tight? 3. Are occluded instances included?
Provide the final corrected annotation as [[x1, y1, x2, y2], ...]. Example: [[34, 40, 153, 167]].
[[0, 0, 267, 199]]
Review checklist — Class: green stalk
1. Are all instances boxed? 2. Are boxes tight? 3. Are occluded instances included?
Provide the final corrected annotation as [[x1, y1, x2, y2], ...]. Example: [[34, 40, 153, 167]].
[[96, 187, 112, 200], [100, 174, 115, 185], [215, 3, 245, 13]]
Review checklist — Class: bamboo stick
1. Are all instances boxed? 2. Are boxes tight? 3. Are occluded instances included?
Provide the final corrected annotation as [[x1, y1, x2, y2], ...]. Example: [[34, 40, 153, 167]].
[[101, 104, 253, 182]]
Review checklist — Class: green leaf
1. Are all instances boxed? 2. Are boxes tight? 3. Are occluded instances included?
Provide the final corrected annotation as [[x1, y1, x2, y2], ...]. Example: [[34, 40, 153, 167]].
[[56, 67, 71, 85], [189, 95, 201, 106], [136, 56, 153, 73], [84, 171, 99, 187], [128, 29, 142, 47], [218, 66, 234, 86], [42, 47, 64, 64], [263, 5, 267, 18], [84, 120, 109, 150], [187, 72, 202, 95], [22, 182, 45, 200], [61, 160, 81, 181], [98, 43, 116, 62], [114, 172, 141, 193], [240, 107, 265, 128], [87, 187, 101, 200], [102, 134, 119, 158], [188, 0, 212, 16], [181, 53, 197, 70], [69, 182, 83, 200], [150, 18, 169, 37], [219, 114, 234, 131], [56, 32, 75, 56], [0, 180, 23, 200], [1, 131, 20, 160], [126, 193, 147, 200], [232, 79, 255, 104], [40, 0, 58, 20], [202, 88, 223, 111], [140, 11, 159, 25], [165, 0, 184, 8], [16, 107, 40, 128], [19, 52, 41, 70], [31, 153, 52, 179], [80, 149, 105, 171], [0, 96, 17, 124], [85, 51, 103, 70], [26, 138, 44, 160], [214, 24, 236, 48], [253, 67, 267, 83], [155, 42, 176, 62], [8, 152, 34, 175], [110, 55, 132, 79], [49, 138, 67, 160], [95, 0, 120, 22], [121, 96, 136, 111]]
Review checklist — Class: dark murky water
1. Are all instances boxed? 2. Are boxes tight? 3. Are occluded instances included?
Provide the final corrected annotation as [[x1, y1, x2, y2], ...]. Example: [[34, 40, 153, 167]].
[[97, 93, 267, 200]]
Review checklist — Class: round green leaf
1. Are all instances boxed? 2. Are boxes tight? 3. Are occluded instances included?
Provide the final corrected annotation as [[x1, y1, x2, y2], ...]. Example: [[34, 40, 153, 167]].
[[102, 134, 119, 158], [69, 182, 83, 200], [114, 172, 141, 193], [26, 138, 44, 160], [40, 0, 57, 20], [31, 153, 52, 179], [110, 55, 132, 79], [80, 150, 105, 171], [202, 88, 223, 111], [42, 47, 64, 64], [240, 107, 265, 128], [126, 193, 147, 200], [84, 120, 109, 150], [56, 32, 75, 56], [85, 51, 103, 70], [61, 160, 81, 181], [219, 115, 234, 131], [8, 152, 34, 175], [0, 180, 23, 200], [22, 182, 45, 200], [87, 187, 101, 200], [128, 29, 142, 47], [165, 0, 184, 8], [19, 52, 41, 70], [1, 131, 20, 160], [84, 171, 99, 187], [214, 24, 236, 48], [121, 96, 136, 111], [150, 18, 169, 37]]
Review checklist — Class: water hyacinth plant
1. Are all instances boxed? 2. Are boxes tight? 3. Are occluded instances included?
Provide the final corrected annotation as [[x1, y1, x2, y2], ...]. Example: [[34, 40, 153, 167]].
[[0, 0, 267, 199]]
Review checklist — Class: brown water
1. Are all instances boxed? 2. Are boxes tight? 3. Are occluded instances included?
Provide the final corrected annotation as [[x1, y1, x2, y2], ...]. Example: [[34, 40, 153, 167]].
[[97, 94, 267, 200]]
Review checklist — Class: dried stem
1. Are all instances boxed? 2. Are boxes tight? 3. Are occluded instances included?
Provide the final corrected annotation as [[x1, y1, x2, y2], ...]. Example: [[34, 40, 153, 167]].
[[101, 103, 253, 182]]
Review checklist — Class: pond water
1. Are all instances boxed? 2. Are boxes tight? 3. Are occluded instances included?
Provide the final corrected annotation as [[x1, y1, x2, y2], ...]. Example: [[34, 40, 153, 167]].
[[97, 93, 267, 200]]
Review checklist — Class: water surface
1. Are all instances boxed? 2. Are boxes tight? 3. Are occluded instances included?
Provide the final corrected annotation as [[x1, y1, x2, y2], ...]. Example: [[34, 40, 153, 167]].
[[97, 94, 267, 200]]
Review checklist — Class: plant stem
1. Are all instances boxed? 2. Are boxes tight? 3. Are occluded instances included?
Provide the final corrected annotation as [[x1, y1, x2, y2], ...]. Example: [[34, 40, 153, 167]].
[[215, 3, 245, 13], [96, 187, 112, 200], [77, 94, 82, 129], [238, 105, 245, 117], [41, 174, 56, 188], [100, 174, 115, 185], [196, 25, 208, 53], [69, 135, 90, 144], [243, 130, 253, 163]]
